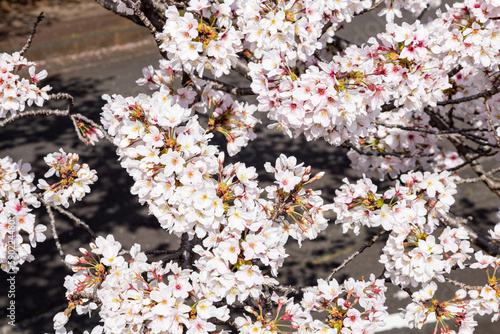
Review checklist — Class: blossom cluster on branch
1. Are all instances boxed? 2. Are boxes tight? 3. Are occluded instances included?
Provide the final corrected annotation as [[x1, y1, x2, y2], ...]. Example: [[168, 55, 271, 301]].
[[2, 0, 500, 333]]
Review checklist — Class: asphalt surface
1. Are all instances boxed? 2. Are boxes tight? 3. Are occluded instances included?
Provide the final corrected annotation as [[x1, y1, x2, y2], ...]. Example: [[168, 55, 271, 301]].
[[0, 2, 499, 334]]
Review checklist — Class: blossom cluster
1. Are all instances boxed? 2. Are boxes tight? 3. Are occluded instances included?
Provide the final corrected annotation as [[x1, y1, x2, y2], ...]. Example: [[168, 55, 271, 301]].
[[37, 149, 98, 208], [54, 235, 230, 333], [401, 282, 477, 332], [298, 275, 388, 333], [0, 156, 43, 273], [135, 63, 260, 156], [102, 82, 326, 280], [58, 235, 388, 334], [234, 0, 372, 62], [246, 0, 500, 178], [333, 170, 475, 287], [203, 84, 260, 156], [233, 274, 388, 334], [401, 273, 500, 333], [347, 0, 500, 174], [249, 17, 451, 146], [154, 0, 379, 77], [0, 52, 51, 118]]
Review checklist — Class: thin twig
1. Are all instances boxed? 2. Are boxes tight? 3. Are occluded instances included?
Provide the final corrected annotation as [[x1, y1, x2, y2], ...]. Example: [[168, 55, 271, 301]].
[[424, 106, 492, 146], [327, 230, 386, 281], [144, 249, 178, 255], [45, 204, 72, 270], [374, 122, 489, 136], [263, 285, 274, 322], [445, 277, 483, 291], [356, 0, 385, 16], [446, 150, 494, 172], [19, 12, 44, 56], [46, 199, 97, 239], [342, 141, 434, 159], [447, 65, 463, 78], [456, 166, 500, 184], [0, 107, 114, 145], [270, 284, 301, 295], [161, 233, 195, 264], [0, 109, 69, 127], [320, 0, 384, 39]]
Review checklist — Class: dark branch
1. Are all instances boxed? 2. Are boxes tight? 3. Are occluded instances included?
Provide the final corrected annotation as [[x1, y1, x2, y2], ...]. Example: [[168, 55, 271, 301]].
[[131, 0, 168, 59], [49, 92, 75, 112], [45, 204, 73, 270]]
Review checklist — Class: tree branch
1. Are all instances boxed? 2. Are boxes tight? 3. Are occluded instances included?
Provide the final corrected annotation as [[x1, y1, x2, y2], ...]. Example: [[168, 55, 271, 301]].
[[441, 213, 500, 256], [131, 0, 168, 59], [94, 0, 156, 28], [20, 12, 45, 56], [437, 78, 500, 106], [49, 92, 75, 112], [456, 166, 500, 184], [327, 229, 386, 281], [202, 76, 254, 96], [39, 194, 97, 239], [45, 204, 73, 270], [445, 277, 483, 291], [342, 140, 434, 159]]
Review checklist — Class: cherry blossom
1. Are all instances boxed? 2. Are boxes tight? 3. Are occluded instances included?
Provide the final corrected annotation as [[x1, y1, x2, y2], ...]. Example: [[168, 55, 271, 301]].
[[2, 0, 500, 333]]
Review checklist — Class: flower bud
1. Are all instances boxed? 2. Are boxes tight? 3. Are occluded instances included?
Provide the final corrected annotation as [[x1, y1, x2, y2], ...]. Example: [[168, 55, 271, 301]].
[[455, 289, 466, 299], [468, 290, 479, 299]]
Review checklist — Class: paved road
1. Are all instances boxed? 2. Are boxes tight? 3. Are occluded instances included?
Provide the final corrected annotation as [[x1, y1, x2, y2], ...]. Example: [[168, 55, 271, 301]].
[[1, 4, 499, 334]]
